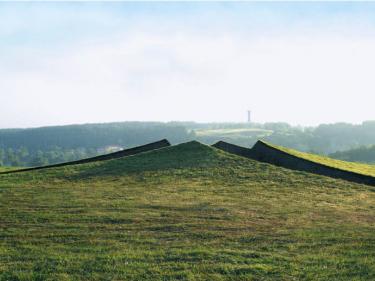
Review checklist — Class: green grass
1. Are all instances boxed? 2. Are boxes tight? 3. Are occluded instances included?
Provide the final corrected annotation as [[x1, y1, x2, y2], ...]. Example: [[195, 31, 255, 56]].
[[262, 140, 375, 177], [2, 141, 375, 280]]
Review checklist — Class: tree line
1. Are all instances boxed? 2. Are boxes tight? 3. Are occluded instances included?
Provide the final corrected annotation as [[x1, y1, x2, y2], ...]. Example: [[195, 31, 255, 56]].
[[0, 122, 193, 167], [329, 145, 375, 164], [2, 121, 375, 167], [0, 146, 100, 167]]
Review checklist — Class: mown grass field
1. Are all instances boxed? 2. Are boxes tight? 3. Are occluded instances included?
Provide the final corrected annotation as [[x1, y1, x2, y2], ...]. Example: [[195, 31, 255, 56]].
[[1, 142, 375, 280], [264, 141, 375, 177]]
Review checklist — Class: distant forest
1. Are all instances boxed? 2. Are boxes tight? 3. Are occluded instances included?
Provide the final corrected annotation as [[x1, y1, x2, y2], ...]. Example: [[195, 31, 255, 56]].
[[1, 121, 375, 167], [0, 122, 193, 167], [330, 145, 375, 164]]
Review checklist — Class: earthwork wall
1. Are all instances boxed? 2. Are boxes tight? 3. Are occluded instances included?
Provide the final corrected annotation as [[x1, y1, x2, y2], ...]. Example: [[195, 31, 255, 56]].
[[213, 140, 375, 186]]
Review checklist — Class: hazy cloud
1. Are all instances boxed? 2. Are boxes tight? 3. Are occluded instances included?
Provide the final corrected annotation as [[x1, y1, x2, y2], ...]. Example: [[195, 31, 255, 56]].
[[1, 2, 375, 128]]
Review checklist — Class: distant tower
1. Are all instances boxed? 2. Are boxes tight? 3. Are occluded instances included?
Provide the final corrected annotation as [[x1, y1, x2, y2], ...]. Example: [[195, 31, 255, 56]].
[[247, 110, 251, 123]]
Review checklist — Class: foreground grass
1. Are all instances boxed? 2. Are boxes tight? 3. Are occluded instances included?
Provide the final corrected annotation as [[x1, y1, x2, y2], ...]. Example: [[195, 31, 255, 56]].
[[1, 142, 375, 280], [263, 141, 375, 177]]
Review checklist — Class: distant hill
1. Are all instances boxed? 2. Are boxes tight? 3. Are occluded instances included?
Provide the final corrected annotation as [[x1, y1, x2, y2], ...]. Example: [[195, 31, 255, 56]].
[[0, 122, 191, 151], [0, 122, 192, 167], [3, 120, 375, 167], [330, 145, 375, 164]]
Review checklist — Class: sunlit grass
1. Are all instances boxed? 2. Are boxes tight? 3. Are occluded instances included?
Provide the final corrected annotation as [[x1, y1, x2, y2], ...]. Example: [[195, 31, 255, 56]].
[[1, 142, 375, 280]]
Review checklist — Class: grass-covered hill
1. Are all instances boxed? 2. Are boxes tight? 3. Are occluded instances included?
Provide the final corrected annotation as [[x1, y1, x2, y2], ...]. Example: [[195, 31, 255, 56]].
[[2, 141, 375, 280]]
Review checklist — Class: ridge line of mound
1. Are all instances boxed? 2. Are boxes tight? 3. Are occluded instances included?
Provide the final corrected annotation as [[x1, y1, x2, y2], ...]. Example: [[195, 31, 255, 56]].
[[213, 140, 375, 186], [0, 139, 170, 175]]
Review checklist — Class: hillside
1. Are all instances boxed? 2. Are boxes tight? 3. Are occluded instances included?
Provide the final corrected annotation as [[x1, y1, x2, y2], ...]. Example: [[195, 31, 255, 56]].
[[2, 141, 375, 280]]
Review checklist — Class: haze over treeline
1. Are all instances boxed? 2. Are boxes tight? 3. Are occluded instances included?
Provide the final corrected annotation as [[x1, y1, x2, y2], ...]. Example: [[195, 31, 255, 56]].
[[2, 2, 375, 127], [2, 2, 375, 166], [1, 121, 375, 167]]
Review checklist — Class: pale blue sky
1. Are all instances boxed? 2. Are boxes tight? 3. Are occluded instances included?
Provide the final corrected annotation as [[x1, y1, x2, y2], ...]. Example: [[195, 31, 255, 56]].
[[1, 2, 375, 128]]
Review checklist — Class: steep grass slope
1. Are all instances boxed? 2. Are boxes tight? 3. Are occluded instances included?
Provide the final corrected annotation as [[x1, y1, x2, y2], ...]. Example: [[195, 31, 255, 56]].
[[1, 142, 375, 280], [214, 140, 375, 186]]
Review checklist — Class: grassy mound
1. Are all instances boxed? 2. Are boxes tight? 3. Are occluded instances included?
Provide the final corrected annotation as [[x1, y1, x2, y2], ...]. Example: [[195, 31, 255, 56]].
[[2, 141, 375, 280]]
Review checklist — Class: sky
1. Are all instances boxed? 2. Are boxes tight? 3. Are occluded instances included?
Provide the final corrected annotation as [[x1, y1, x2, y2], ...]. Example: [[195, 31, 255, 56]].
[[1, 2, 375, 128]]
